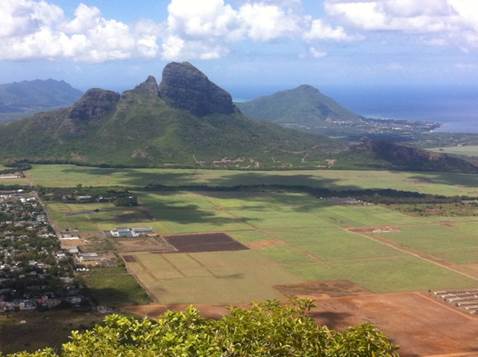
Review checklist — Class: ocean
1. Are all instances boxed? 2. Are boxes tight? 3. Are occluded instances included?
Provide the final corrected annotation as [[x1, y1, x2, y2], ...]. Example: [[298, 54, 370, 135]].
[[232, 85, 478, 133]]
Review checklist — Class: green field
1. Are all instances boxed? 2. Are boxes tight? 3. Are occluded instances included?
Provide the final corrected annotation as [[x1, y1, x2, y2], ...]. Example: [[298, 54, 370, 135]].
[[125, 251, 299, 304], [79, 266, 150, 306], [46, 190, 478, 303], [0, 164, 476, 196], [429, 145, 478, 157]]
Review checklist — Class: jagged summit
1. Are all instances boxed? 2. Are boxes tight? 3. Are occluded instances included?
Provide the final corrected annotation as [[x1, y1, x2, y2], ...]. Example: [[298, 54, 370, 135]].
[[128, 75, 159, 97], [69, 88, 120, 121], [159, 61, 235, 117]]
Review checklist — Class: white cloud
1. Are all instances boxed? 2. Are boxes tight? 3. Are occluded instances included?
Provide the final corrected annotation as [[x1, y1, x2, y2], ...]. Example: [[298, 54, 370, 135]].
[[304, 19, 356, 41], [167, 0, 241, 40], [324, 0, 478, 49], [309, 47, 328, 58], [238, 3, 299, 41], [161, 35, 228, 60], [0, 1, 161, 62]]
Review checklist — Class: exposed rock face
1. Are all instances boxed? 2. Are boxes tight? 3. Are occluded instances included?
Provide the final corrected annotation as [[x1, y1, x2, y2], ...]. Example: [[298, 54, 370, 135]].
[[70, 89, 120, 121], [128, 75, 159, 96], [159, 62, 235, 117]]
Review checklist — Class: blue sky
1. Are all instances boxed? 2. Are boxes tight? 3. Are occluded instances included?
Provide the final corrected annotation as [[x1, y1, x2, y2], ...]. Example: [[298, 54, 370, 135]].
[[1, 0, 478, 94]]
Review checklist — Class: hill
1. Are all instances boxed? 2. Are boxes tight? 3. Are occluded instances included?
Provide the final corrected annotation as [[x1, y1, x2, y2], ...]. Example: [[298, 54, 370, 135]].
[[0, 63, 349, 169], [237, 85, 362, 128], [0, 79, 82, 120], [237, 85, 438, 136], [0, 62, 474, 172]]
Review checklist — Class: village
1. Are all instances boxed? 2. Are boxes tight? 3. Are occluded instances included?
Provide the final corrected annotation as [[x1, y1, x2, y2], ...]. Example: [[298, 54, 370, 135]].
[[0, 190, 87, 312]]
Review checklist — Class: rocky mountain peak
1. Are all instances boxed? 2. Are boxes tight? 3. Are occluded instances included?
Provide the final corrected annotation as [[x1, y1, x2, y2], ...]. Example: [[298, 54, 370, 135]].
[[130, 75, 159, 96], [159, 62, 235, 117], [69, 88, 120, 121]]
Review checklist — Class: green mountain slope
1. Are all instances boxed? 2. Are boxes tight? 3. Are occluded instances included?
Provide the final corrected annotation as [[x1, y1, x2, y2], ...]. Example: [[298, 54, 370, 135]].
[[237, 85, 363, 131]]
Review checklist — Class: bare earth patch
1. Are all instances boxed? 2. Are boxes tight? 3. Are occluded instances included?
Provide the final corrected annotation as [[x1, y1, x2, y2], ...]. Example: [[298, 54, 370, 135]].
[[347, 226, 401, 234], [246, 239, 286, 250], [123, 255, 137, 263], [310, 292, 478, 357], [164, 232, 249, 253], [275, 280, 369, 298]]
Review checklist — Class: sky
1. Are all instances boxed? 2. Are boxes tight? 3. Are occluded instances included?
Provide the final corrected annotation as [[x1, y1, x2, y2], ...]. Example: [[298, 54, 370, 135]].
[[1, 0, 478, 94]]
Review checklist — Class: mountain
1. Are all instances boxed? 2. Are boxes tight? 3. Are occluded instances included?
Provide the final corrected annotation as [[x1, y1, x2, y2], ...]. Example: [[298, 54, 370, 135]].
[[237, 85, 363, 131], [237, 85, 438, 136], [159, 62, 236, 116], [0, 63, 348, 169], [0, 79, 83, 115], [0, 62, 474, 172]]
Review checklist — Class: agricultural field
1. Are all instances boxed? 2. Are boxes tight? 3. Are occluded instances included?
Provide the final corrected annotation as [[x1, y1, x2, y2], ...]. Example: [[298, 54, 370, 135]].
[[2, 164, 477, 196], [429, 145, 478, 157], [46, 190, 478, 304], [79, 266, 150, 306], [124, 251, 299, 304]]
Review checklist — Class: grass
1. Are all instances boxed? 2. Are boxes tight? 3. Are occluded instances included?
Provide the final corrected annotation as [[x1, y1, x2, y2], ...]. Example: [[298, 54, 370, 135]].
[[125, 251, 299, 304], [47, 190, 478, 300], [429, 145, 478, 157], [8, 164, 478, 196], [384, 221, 478, 265], [79, 266, 150, 306]]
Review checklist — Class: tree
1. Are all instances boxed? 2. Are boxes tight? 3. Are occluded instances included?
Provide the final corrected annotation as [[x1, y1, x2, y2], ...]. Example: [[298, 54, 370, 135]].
[[7, 299, 399, 356]]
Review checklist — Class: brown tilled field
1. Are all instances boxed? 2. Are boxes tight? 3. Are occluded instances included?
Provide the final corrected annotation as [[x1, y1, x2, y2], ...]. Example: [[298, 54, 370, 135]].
[[164, 232, 249, 253], [275, 280, 369, 298], [311, 292, 478, 357]]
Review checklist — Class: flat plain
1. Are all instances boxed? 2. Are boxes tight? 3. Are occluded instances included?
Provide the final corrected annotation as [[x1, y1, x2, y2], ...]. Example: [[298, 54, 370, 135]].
[[5, 164, 478, 356], [4, 164, 478, 196], [47, 190, 478, 300]]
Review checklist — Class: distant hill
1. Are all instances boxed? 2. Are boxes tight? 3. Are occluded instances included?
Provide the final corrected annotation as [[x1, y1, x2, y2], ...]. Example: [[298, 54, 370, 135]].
[[0, 79, 82, 116], [237, 85, 363, 131], [237, 85, 438, 136], [0, 62, 474, 172]]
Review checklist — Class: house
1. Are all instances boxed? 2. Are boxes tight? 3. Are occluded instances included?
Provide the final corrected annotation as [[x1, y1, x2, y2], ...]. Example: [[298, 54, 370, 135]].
[[131, 227, 153, 236], [110, 227, 154, 238], [76, 195, 93, 203], [110, 228, 134, 238], [78, 252, 100, 262], [68, 247, 79, 254]]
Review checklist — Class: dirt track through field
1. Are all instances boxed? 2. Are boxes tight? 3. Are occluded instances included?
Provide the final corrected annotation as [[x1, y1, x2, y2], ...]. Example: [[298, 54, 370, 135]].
[[344, 228, 478, 282]]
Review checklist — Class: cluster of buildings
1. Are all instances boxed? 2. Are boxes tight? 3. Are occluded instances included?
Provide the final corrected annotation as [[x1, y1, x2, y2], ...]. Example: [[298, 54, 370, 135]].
[[0, 191, 85, 312], [110, 227, 153, 238]]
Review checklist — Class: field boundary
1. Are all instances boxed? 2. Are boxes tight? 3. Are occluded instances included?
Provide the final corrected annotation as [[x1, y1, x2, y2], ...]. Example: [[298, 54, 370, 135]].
[[344, 228, 478, 282]]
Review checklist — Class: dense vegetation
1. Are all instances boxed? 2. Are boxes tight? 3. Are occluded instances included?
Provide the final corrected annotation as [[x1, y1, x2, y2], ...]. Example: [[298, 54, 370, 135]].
[[0, 90, 346, 169], [6, 300, 398, 357], [237, 85, 362, 130]]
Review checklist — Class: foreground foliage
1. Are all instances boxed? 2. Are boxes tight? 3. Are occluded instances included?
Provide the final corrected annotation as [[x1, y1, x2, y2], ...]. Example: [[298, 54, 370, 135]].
[[7, 300, 398, 356]]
